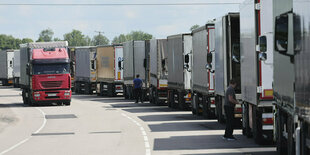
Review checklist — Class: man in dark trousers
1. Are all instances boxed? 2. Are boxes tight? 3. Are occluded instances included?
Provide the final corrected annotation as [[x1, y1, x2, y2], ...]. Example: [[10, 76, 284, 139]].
[[133, 74, 143, 103], [223, 79, 239, 140]]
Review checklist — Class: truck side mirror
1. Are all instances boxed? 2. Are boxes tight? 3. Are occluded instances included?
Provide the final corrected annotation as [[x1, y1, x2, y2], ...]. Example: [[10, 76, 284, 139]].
[[275, 14, 288, 53], [259, 52, 267, 61], [259, 36, 267, 52], [207, 52, 213, 64], [26, 64, 30, 75], [205, 64, 212, 70], [184, 54, 189, 63], [294, 14, 301, 53], [143, 58, 147, 68], [118, 61, 122, 70]]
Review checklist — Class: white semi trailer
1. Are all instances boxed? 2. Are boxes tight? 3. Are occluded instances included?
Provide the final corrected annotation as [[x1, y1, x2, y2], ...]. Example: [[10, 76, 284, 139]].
[[213, 13, 243, 123], [167, 33, 192, 110], [149, 39, 168, 105], [123, 41, 150, 100], [191, 23, 216, 118], [240, 0, 275, 144], [0, 50, 14, 86], [74, 46, 97, 94], [13, 50, 20, 87]]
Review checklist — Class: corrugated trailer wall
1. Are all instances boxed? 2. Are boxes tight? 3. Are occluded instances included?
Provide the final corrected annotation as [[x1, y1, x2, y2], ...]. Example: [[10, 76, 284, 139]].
[[96, 46, 115, 82]]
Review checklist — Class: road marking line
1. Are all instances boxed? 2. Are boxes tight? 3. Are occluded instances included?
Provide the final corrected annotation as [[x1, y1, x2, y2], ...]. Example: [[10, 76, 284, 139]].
[[121, 113, 151, 155], [0, 108, 47, 155], [145, 142, 150, 148]]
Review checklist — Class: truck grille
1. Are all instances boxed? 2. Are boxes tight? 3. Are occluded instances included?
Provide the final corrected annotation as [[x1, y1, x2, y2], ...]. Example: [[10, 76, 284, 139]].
[[41, 81, 62, 88]]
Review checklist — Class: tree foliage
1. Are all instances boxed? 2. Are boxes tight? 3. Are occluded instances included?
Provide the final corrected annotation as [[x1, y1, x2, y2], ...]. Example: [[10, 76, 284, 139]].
[[63, 29, 91, 46], [37, 28, 54, 42], [112, 31, 153, 44], [190, 24, 200, 31], [92, 34, 109, 46], [0, 34, 33, 50]]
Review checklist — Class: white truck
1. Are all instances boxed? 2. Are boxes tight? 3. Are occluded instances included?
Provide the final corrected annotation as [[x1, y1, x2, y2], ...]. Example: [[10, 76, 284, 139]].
[[167, 33, 192, 110], [191, 23, 216, 118], [273, 0, 310, 154], [240, 0, 275, 144], [213, 13, 242, 123], [123, 41, 149, 100], [149, 39, 168, 105], [96, 45, 123, 96], [74, 46, 97, 94], [0, 50, 14, 86], [13, 50, 20, 87]]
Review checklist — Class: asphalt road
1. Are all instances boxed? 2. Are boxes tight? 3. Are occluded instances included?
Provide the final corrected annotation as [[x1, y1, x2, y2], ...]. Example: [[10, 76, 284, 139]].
[[0, 86, 276, 155]]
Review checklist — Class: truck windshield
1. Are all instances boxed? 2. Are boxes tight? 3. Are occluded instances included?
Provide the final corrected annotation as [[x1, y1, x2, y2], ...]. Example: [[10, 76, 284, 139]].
[[33, 64, 70, 75]]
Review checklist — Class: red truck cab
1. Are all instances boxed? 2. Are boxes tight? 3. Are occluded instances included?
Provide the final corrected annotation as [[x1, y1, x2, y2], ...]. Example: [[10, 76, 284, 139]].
[[21, 45, 71, 106]]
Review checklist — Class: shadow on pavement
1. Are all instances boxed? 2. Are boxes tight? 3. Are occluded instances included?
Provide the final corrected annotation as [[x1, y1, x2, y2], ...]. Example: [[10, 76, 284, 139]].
[[149, 121, 226, 132], [123, 107, 178, 113], [0, 103, 26, 108], [139, 114, 205, 122], [153, 135, 275, 152]]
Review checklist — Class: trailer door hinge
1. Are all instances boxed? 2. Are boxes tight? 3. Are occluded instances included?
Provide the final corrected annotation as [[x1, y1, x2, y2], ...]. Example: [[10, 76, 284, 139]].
[[257, 86, 262, 93], [255, 3, 261, 10]]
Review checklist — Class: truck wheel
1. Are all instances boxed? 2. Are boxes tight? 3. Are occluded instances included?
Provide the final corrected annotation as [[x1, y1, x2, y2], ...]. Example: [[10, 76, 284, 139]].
[[22, 90, 28, 105], [202, 96, 212, 118], [253, 106, 263, 144], [242, 103, 252, 137], [168, 91, 172, 108], [216, 97, 225, 124], [192, 94, 198, 115], [178, 92, 186, 110], [300, 121, 310, 155], [276, 108, 288, 155], [64, 101, 71, 106]]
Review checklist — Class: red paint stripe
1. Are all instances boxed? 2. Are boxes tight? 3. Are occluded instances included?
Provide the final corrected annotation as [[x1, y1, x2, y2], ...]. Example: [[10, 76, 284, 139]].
[[257, 0, 263, 99]]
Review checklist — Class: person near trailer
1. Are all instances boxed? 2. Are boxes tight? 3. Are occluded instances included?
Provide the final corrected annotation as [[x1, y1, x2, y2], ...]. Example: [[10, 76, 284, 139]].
[[133, 74, 143, 103], [223, 79, 239, 140]]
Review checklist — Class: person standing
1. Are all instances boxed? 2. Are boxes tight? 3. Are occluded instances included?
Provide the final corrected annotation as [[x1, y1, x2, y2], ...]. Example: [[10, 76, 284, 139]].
[[133, 74, 143, 103], [223, 79, 239, 140]]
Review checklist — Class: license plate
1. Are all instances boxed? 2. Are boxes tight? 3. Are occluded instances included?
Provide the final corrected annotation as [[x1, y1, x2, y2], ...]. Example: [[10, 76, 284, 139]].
[[48, 93, 57, 96]]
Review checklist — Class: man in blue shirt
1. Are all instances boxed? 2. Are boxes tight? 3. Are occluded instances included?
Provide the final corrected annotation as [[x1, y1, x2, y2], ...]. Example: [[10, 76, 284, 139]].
[[133, 74, 143, 103]]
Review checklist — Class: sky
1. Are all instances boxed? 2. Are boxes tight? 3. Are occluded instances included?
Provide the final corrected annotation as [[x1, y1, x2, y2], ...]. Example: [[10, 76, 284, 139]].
[[0, 0, 243, 42]]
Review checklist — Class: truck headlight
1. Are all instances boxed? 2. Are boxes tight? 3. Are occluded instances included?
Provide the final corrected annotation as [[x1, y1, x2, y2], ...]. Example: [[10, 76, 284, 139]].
[[34, 93, 40, 97], [64, 92, 70, 96]]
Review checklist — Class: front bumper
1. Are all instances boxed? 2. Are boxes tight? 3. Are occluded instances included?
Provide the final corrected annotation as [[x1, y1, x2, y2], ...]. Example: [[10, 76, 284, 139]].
[[32, 90, 71, 102]]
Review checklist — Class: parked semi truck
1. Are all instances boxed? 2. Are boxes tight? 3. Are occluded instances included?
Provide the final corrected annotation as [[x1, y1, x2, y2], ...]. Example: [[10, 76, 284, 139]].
[[74, 46, 97, 94], [20, 41, 71, 106], [191, 23, 216, 118], [240, 0, 275, 144], [0, 50, 14, 86], [13, 50, 21, 87], [68, 47, 76, 92], [273, 0, 310, 154], [167, 33, 192, 110], [123, 41, 150, 100], [96, 45, 124, 97], [212, 13, 242, 123], [149, 39, 168, 105]]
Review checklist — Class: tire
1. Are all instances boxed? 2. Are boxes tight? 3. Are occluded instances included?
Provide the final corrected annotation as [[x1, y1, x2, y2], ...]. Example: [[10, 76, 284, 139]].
[[242, 103, 252, 137], [216, 96, 225, 124], [253, 106, 263, 144], [178, 92, 186, 110], [168, 91, 172, 108], [202, 96, 212, 118], [22, 90, 28, 105], [192, 93, 198, 115], [64, 101, 71, 106], [276, 108, 288, 155]]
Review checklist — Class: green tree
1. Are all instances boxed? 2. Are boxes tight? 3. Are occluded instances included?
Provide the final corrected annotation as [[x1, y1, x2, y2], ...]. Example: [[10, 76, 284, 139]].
[[112, 31, 153, 44], [53, 37, 62, 41], [190, 24, 200, 31], [92, 34, 109, 46], [22, 38, 33, 43], [0, 34, 22, 50], [63, 29, 90, 46], [37, 28, 54, 42]]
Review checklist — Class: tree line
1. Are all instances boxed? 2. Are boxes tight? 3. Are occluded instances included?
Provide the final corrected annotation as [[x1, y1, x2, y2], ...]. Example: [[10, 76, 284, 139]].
[[0, 25, 202, 50], [0, 28, 153, 50]]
